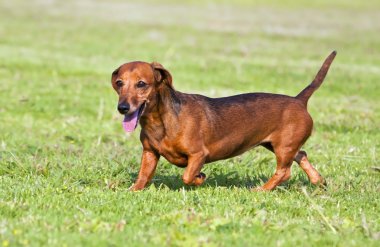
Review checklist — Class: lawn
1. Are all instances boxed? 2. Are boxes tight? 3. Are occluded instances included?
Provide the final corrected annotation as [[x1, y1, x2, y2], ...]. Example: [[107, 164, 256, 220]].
[[0, 0, 379, 246]]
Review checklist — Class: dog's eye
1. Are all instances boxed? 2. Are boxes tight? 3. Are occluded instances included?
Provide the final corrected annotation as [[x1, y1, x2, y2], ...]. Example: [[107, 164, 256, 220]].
[[136, 81, 147, 88], [115, 80, 123, 87]]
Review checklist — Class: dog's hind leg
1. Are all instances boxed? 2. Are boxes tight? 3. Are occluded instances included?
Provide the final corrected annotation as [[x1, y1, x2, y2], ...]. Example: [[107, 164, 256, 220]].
[[294, 150, 326, 187], [255, 125, 314, 191], [254, 146, 296, 191], [261, 144, 326, 187]]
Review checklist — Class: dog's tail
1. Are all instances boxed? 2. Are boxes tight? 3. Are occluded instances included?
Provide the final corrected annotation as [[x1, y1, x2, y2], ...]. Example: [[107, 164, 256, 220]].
[[296, 51, 337, 107]]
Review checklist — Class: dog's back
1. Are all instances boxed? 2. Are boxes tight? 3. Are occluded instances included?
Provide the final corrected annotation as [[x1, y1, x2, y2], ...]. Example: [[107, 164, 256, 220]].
[[176, 92, 312, 162]]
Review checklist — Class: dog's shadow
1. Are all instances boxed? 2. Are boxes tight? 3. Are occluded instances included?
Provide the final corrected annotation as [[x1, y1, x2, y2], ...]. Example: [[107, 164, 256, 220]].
[[132, 171, 312, 191]]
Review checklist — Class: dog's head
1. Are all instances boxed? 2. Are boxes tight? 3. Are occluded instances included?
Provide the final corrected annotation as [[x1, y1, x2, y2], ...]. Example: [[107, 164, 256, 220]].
[[111, 61, 172, 132]]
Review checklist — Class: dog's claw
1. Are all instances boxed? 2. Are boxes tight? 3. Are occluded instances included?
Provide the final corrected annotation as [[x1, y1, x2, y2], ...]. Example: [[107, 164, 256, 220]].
[[193, 172, 206, 186]]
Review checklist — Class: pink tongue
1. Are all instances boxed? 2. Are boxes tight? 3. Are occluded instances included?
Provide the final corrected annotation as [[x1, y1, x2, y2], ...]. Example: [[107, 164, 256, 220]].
[[122, 110, 139, 132]]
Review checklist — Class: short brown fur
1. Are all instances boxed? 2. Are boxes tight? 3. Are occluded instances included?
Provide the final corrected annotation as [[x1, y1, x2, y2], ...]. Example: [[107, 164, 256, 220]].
[[111, 51, 337, 191]]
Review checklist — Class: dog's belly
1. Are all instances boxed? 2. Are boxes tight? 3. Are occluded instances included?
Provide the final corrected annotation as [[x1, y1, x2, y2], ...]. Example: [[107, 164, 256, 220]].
[[206, 138, 261, 163], [203, 125, 270, 163]]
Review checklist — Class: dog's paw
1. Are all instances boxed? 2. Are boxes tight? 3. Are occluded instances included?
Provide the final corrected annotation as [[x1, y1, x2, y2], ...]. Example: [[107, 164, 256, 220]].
[[310, 174, 327, 189], [251, 186, 268, 192], [193, 172, 206, 186], [316, 177, 327, 190], [129, 184, 144, 192]]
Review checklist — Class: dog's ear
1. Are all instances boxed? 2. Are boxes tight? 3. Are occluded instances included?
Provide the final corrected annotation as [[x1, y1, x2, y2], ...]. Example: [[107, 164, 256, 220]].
[[151, 62, 173, 87], [111, 66, 120, 81]]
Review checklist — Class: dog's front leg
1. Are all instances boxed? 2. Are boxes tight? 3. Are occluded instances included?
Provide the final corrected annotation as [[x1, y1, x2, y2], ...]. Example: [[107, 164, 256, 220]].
[[130, 150, 160, 191], [182, 152, 207, 186]]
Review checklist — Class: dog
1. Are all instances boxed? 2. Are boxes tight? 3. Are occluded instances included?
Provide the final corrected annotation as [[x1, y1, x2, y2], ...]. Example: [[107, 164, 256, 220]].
[[111, 51, 336, 191]]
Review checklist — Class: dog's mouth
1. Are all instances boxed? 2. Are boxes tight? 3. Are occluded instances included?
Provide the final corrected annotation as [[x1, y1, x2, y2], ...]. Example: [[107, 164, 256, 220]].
[[122, 102, 146, 132]]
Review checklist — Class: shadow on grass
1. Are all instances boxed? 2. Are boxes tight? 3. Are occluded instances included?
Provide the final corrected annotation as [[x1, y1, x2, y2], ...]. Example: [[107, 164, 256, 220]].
[[136, 171, 313, 191]]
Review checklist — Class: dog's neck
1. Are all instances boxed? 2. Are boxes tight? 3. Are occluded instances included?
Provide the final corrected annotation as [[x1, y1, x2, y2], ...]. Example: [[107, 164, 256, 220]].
[[157, 84, 181, 116], [139, 84, 182, 140]]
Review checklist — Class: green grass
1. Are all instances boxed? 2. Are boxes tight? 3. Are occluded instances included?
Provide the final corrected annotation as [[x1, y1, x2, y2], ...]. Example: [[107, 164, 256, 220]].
[[0, 0, 379, 246]]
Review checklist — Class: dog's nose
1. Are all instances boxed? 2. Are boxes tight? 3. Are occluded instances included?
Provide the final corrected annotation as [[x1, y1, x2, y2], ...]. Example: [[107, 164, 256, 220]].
[[117, 102, 130, 114]]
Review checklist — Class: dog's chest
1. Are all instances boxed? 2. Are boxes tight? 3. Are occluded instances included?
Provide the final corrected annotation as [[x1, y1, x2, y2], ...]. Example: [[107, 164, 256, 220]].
[[148, 136, 188, 166]]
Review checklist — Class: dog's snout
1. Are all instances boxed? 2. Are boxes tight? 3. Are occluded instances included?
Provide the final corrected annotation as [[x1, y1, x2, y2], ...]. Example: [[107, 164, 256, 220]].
[[117, 102, 130, 114]]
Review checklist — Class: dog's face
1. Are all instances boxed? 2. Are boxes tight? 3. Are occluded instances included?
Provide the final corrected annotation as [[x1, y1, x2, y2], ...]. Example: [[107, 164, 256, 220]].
[[111, 61, 172, 132]]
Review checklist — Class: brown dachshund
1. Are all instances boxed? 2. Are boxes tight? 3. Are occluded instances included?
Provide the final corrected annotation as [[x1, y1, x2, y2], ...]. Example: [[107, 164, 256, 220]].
[[111, 51, 336, 191]]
